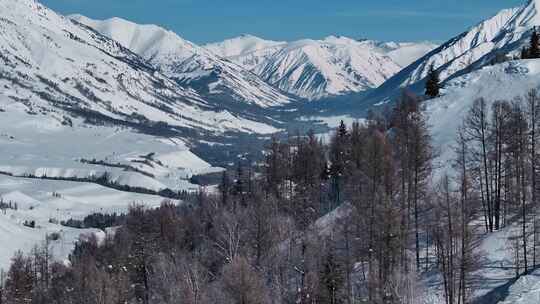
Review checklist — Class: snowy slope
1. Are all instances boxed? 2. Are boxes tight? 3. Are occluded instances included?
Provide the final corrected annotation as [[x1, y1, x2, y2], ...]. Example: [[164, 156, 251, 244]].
[[371, 0, 540, 101], [425, 59, 540, 175], [498, 268, 540, 303], [388, 58, 540, 301], [398, 61, 540, 302], [0, 0, 244, 188], [70, 16, 293, 108], [206, 35, 435, 100]]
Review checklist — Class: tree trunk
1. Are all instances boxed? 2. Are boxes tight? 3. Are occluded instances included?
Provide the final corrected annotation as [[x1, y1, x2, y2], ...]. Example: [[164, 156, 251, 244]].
[[480, 106, 493, 232]]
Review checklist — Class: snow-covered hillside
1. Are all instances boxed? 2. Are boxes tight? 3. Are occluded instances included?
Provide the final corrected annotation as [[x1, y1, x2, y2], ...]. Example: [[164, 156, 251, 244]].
[[425, 59, 540, 175], [70, 16, 293, 108], [498, 268, 540, 303], [371, 0, 540, 101], [206, 35, 435, 100], [0, 0, 276, 195], [374, 58, 540, 303]]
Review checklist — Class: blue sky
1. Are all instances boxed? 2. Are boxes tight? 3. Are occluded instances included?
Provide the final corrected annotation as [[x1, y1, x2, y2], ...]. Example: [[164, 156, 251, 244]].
[[42, 0, 525, 44]]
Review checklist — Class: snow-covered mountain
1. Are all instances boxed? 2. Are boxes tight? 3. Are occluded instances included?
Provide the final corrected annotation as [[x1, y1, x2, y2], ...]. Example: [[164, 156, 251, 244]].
[[0, 0, 280, 135], [70, 16, 293, 108], [206, 35, 436, 100], [370, 0, 540, 102]]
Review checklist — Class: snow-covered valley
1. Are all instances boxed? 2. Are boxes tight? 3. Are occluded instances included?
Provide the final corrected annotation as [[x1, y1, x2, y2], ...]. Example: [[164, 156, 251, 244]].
[[0, 175, 174, 272]]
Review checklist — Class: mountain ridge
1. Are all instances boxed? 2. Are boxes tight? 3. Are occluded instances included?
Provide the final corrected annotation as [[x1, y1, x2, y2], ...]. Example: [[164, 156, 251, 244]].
[[70, 15, 294, 108], [206, 34, 437, 100]]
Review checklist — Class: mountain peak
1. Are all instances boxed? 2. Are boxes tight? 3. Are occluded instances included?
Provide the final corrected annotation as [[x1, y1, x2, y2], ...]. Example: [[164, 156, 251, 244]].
[[70, 14, 198, 57]]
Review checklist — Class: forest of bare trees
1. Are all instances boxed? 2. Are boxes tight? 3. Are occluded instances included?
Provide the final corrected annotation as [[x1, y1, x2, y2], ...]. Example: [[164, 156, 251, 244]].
[[2, 90, 540, 304]]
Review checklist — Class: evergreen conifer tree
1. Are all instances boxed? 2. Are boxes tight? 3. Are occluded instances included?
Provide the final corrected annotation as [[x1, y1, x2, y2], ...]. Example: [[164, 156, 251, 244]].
[[530, 29, 540, 59], [329, 121, 349, 208], [219, 171, 231, 207], [521, 46, 530, 60], [319, 246, 344, 304], [425, 65, 440, 98]]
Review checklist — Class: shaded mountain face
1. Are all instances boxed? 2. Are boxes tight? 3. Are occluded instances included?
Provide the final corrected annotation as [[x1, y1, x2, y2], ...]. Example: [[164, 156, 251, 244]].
[[369, 0, 540, 103], [206, 35, 436, 101], [70, 15, 294, 109], [0, 0, 279, 135]]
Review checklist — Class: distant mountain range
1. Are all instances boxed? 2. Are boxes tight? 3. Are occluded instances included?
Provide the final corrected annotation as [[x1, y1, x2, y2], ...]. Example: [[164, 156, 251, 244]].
[[73, 16, 437, 102], [205, 35, 436, 100]]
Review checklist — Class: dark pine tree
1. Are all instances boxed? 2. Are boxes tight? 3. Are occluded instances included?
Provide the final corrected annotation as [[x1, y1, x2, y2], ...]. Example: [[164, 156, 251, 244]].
[[522, 46, 530, 60], [319, 246, 344, 304], [219, 171, 231, 207], [425, 65, 440, 98], [338, 120, 347, 139], [233, 162, 246, 207], [320, 163, 331, 181], [530, 29, 540, 59], [329, 120, 349, 209]]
